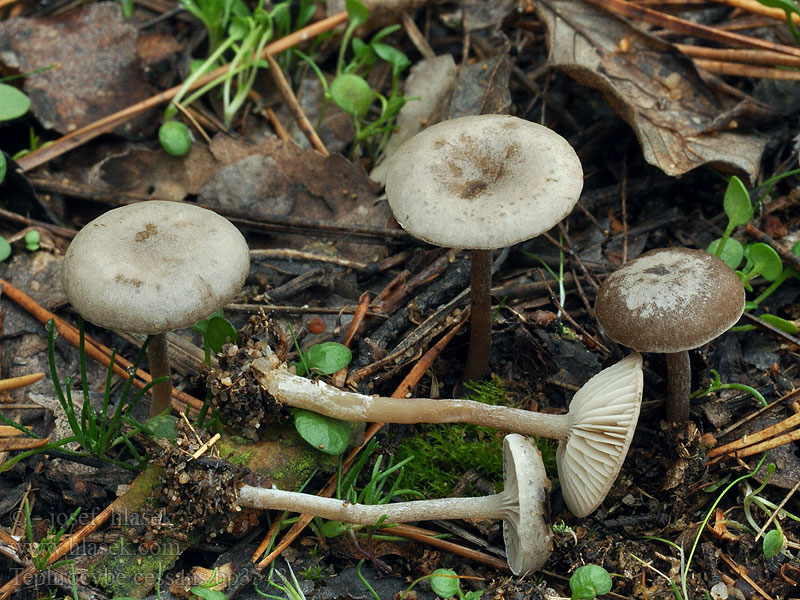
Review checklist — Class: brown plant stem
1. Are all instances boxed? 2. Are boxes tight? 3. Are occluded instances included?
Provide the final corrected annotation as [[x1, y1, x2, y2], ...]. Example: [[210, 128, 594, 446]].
[[462, 248, 493, 382], [665, 350, 691, 422]]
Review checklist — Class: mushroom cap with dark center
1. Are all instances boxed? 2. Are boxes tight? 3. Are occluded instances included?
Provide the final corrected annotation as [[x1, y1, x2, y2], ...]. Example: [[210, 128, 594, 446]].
[[384, 114, 583, 250], [595, 248, 745, 354], [61, 201, 249, 334], [501, 433, 553, 575]]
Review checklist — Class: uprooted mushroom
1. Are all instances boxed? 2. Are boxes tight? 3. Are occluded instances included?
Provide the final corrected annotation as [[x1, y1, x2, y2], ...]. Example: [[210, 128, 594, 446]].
[[206, 321, 643, 517]]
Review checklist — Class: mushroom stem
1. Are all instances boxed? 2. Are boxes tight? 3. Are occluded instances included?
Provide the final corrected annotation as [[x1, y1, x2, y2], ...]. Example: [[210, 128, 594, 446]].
[[665, 351, 690, 422], [238, 484, 512, 524], [462, 248, 493, 382], [147, 332, 173, 416], [253, 356, 573, 439]]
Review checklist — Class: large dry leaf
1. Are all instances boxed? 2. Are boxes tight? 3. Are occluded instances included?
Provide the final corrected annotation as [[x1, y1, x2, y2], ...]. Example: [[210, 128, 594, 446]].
[[0, 2, 152, 135], [533, 0, 766, 181]]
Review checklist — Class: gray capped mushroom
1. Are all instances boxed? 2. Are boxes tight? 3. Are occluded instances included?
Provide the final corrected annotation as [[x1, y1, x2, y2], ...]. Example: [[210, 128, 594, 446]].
[[385, 114, 583, 381], [238, 433, 553, 575], [247, 344, 643, 517], [594, 247, 745, 422], [61, 201, 250, 417]]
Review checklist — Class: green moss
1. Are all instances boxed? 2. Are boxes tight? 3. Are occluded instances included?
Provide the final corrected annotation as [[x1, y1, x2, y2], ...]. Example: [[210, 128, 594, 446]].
[[88, 536, 185, 598], [394, 379, 506, 498], [395, 379, 559, 497]]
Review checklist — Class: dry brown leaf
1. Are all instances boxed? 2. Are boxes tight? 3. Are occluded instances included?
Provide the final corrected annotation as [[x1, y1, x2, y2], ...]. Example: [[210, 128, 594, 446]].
[[532, 0, 766, 181], [0, 2, 153, 135]]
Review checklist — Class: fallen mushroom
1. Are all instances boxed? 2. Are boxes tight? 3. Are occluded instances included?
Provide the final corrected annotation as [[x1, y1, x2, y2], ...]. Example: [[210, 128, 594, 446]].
[[240, 342, 642, 517], [385, 114, 583, 381], [238, 433, 552, 575], [594, 247, 745, 423], [61, 201, 250, 417]]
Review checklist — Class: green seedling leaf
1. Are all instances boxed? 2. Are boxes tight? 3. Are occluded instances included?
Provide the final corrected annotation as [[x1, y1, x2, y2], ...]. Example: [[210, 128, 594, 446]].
[[0, 83, 31, 121], [758, 314, 799, 334], [159, 120, 193, 156], [0, 238, 11, 262], [344, 0, 369, 27], [145, 414, 178, 441], [228, 14, 250, 40], [330, 73, 372, 117], [430, 569, 461, 599], [292, 409, 350, 454], [569, 564, 613, 600], [24, 229, 40, 252], [747, 243, 783, 281], [317, 519, 351, 538], [723, 175, 753, 227], [372, 42, 411, 74], [763, 527, 784, 559], [190, 586, 227, 600], [204, 315, 238, 354], [295, 342, 352, 376], [0, 152, 6, 185], [707, 237, 744, 270]]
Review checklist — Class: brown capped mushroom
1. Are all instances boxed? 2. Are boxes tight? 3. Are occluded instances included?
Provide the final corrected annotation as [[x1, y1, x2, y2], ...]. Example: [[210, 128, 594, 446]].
[[61, 201, 250, 416], [385, 114, 583, 381], [594, 247, 745, 422], [238, 433, 552, 575]]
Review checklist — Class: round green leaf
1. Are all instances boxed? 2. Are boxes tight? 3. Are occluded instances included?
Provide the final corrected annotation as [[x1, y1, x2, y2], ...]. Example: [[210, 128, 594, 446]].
[[293, 409, 351, 455], [759, 314, 799, 335], [205, 315, 238, 354], [569, 564, 612, 600], [330, 73, 372, 117], [24, 229, 40, 252], [372, 42, 410, 74], [302, 342, 352, 375], [146, 414, 178, 441], [430, 569, 461, 599], [0, 152, 6, 185], [707, 238, 743, 270], [0, 238, 11, 262], [747, 243, 783, 281], [762, 527, 784, 559], [344, 0, 369, 27], [159, 120, 192, 156], [723, 175, 753, 227], [0, 83, 31, 121]]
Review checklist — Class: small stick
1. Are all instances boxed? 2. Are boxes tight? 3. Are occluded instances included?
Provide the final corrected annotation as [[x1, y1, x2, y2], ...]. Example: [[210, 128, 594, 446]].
[[693, 59, 800, 80], [722, 426, 800, 460], [706, 412, 800, 458], [584, 0, 800, 58], [676, 44, 800, 68], [755, 477, 800, 541], [191, 433, 221, 460], [0, 373, 45, 392], [264, 51, 329, 156], [709, 0, 800, 24], [332, 292, 370, 387]]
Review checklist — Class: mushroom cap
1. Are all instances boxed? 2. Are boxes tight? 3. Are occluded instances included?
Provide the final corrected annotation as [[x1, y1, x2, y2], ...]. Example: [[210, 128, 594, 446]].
[[595, 248, 745, 354], [557, 352, 643, 517], [384, 114, 583, 250], [62, 201, 249, 334], [502, 433, 553, 575]]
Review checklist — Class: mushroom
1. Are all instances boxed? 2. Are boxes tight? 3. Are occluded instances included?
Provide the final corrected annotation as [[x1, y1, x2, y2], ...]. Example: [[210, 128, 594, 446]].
[[594, 247, 745, 423], [248, 346, 643, 516], [61, 201, 250, 417], [384, 114, 583, 381], [238, 433, 552, 575]]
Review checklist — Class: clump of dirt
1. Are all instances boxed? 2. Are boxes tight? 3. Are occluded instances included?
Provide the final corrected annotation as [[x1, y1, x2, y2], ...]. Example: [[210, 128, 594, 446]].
[[204, 315, 288, 440], [155, 419, 261, 540]]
